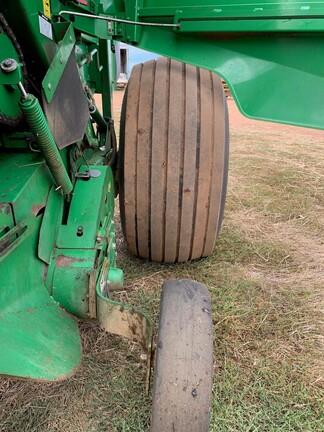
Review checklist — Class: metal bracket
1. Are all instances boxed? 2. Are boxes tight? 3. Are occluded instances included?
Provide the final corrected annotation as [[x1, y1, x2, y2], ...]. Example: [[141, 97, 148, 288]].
[[0, 57, 22, 85], [95, 259, 152, 353], [96, 291, 152, 353], [97, 289, 153, 393], [42, 24, 76, 103]]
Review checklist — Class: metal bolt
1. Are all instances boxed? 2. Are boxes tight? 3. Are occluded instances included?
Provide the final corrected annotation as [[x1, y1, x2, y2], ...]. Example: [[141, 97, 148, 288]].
[[18, 82, 28, 99], [89, 169, 101, 178], [0, 58, 18, 73], [76, 226, 84, 237], [107, 21, 113, 34]]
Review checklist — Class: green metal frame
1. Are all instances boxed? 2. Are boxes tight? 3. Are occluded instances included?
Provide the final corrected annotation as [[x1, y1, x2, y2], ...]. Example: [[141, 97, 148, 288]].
[[114, 0, 324, 130], [0, 1, 149, 381], [62, 0, 324, 130]]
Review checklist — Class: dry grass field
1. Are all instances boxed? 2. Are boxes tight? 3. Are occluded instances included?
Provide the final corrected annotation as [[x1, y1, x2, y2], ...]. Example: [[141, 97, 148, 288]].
[[0, 95, 323, 432]]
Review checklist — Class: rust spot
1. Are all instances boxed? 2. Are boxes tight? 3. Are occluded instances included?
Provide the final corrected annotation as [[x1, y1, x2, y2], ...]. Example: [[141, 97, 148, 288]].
[[0, 204, 11, 215], [56, 255, 85, 267], [42, 265, 49, 283], [129, 323, 138, 335], [184, 188, 191, 193], [32, 204, 45, 216]]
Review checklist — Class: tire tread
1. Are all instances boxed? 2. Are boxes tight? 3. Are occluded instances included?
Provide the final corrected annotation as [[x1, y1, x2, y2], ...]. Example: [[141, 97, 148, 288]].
[[120, 59, 228, 263]]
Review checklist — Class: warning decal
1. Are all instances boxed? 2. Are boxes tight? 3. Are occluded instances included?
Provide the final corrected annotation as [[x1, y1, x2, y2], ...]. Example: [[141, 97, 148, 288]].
[[42, 0, 51, 18]]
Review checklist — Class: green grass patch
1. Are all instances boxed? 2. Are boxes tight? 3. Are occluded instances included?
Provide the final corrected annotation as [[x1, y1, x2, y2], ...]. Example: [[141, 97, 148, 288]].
[[230, 142, 324, 232], [212, 360, 323, 432]]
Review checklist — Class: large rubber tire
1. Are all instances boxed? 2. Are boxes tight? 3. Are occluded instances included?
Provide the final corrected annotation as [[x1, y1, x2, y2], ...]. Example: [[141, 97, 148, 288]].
[[119, 58, 229, 263], [151, 279, 213, 432]]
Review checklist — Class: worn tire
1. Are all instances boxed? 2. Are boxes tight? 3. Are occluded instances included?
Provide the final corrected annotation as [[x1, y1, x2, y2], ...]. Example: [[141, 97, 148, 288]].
[[119, 58, 229, 263], [151, 279, 213, 432]]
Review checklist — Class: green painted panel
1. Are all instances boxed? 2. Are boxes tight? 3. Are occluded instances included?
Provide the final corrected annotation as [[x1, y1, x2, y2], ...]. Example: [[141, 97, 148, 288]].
[[178, 18, 324, 33], [0, 217, 81, 380], [126, 27, 324, 130], [50, 164, 117, 318], [52, 249, 98, 317], [57, 166, 112, 249], [0, 303, 81, 381], [38, 186, 64, 264], [0, 153, 52, 222], [111, 0, 324, 129], [140, 1, 324, 18]]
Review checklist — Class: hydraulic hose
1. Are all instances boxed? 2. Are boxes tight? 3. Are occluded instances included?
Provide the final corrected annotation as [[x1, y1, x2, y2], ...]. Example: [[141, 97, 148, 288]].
[[19, 94, 73, 195]]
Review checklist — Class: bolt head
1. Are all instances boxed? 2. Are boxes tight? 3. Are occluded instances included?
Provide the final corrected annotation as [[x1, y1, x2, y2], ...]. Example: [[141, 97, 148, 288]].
[[76, 225, 84, 237], [0, 58, 18, 73]]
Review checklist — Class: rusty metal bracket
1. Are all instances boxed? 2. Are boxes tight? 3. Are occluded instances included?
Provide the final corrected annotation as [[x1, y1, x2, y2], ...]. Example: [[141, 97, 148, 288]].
[[96, 287, 153, 392], [95, 257, 153, 391], [96, 288, 152, 353]]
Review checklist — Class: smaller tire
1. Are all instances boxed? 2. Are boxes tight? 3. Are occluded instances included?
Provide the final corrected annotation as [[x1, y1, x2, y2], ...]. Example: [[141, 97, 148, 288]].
[[151, 280, 213, 432]]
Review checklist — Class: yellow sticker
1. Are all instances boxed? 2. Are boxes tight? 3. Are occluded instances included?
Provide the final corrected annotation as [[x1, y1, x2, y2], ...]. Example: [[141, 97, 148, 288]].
[[42, 0, 51, 18]]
